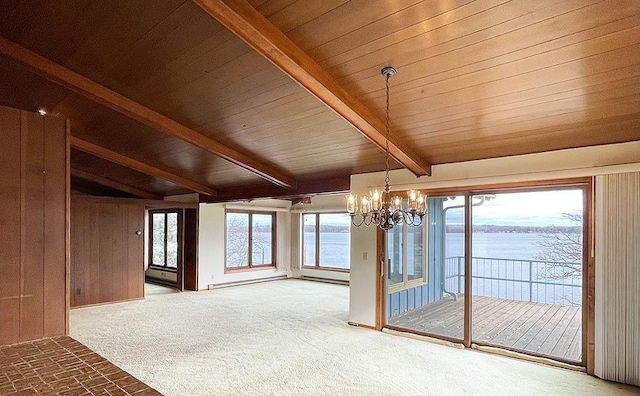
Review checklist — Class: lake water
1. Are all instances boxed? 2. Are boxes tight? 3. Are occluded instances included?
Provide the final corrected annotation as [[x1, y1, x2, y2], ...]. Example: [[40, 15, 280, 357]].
[[304, 231, 582, 305], [447, 232, 582, 305], [307, 232, 557, 267], [447, 232, 546, 260], [303, 232, 350, 270]]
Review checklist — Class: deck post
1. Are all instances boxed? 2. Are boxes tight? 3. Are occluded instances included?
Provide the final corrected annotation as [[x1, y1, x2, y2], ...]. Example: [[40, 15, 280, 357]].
[[528, 261, 533, 302], [458, 256, 463, 294]]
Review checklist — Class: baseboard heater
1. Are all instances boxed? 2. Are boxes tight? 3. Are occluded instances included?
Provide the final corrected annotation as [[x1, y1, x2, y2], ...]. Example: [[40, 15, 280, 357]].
[[299, 275, 349, 286], [206, 275, 287, 290], [145, 276, 178, 289]]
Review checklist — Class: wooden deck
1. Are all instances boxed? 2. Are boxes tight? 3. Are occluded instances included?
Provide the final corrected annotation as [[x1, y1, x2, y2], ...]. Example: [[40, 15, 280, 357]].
[[387, 295, 582, 362]]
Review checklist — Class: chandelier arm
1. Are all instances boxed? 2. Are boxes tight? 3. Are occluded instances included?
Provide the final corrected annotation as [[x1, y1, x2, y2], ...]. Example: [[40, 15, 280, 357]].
[[371, 215, 379, 227], [410, 215, 422, 227], [350, 214, 366, 227], [410, 212, 418, 226], [365, 214, 375, 227], [412, 213, 424, 226], [392, 210, 403, 225]]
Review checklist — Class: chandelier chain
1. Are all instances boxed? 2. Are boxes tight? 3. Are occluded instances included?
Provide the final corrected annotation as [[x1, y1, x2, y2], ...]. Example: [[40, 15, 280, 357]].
[[384, 71, 390, 191], [345, 66, 426, 231]]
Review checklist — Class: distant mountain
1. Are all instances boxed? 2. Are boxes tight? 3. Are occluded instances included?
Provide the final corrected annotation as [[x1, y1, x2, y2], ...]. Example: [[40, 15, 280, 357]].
[[303, 225, 350, 233], [446, 224, 581, 234]]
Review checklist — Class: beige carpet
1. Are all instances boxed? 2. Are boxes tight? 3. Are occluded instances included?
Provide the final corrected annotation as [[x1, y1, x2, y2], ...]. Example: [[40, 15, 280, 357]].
[[70, 280, 638, 395]]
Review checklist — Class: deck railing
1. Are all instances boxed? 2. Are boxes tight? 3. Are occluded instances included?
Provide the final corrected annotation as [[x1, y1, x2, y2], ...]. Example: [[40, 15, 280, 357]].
[[444, 256, 582, 306]]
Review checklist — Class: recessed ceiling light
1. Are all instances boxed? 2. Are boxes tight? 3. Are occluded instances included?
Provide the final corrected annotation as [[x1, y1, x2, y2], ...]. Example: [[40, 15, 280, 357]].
[[38, 109, 47, 116]]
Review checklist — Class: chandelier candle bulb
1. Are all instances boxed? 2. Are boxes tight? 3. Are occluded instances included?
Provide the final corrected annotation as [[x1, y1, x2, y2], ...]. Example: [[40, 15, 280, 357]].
[[361, 196, 371, 215], [417, 193, 426, 213], [346, 194, 357, 214], [394, 196, 402, 210], [409, 190, 418, 210], [372, 190, 381, 211]]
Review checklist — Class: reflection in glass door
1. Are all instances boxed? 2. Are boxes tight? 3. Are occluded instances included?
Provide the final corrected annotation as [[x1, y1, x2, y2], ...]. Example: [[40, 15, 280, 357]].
[[386, 195, 466, 341], [387, 223, 424, 287]]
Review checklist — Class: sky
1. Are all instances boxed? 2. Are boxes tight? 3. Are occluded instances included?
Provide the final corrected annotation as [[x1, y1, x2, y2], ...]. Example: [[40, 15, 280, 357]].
[[303, 213, 351, 226], [443, 189, 583, 226], [307, 189, 584, 227]]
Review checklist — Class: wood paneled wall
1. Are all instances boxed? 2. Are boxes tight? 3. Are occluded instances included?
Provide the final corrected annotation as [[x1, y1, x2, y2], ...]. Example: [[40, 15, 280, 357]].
[[183, 208, 199, 291], [71, 197, 144, 307], [0, 105, 68, 346]]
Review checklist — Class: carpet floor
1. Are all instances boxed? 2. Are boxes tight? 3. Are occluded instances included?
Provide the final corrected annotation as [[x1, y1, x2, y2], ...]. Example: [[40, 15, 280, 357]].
[[70, 280, 639, 395]]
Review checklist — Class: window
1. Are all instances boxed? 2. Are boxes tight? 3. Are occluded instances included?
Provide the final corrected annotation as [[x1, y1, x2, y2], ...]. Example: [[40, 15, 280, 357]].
[[302, 213, 350, 270], [387, 221, 427, 292], [226, 210, 275, 269], [149, 210, 180, 270]]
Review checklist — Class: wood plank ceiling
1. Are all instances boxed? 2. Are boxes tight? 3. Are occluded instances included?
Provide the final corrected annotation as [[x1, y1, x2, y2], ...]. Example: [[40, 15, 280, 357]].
[[0, 0, 639, 201]]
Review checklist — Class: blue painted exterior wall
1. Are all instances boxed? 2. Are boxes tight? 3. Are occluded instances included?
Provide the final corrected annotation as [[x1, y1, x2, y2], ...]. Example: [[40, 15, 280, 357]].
[[386, 198, 446, 320]]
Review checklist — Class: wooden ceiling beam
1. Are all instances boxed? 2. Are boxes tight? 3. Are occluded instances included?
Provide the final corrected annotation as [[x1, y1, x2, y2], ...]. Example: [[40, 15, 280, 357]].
[[193, 0, 432, 177], [0, 35, 297, 189], [201, 176, 350, 203], [73, 195, 200, 209], [70, 136, 217, 197], [71, 168, 163, 200]]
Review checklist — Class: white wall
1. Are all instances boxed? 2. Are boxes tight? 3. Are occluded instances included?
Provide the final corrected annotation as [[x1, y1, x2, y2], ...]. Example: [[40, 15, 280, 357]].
[[291, 194, 346, 212], [197, 194, 353, 290], [197, 199, 292, 290], [349, 141, 640, 327]]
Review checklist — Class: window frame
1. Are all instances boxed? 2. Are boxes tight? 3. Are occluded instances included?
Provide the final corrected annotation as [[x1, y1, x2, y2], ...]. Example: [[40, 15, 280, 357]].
[[148, 209, 182, 272], [387, 220, 428, 293], [224, 210, 276, 272], [301, 212, 351, 272]]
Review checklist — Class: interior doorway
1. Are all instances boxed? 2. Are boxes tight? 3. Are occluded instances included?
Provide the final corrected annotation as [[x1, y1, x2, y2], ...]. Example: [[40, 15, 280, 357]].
[[146, 208, 198, 291]]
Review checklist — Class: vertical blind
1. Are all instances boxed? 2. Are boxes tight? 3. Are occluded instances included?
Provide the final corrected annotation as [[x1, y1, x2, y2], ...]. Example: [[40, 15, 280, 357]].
[[595, 172, 640, 386]]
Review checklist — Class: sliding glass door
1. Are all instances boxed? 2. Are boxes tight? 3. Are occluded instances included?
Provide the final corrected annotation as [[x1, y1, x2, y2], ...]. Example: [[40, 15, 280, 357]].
[[471, 189, 584, 362], [386, 195, 466, 342], [383, 183, 588, 365]]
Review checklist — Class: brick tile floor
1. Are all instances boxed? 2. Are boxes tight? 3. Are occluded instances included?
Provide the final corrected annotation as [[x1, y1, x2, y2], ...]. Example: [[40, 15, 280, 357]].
[[0, 337, 161, 395]]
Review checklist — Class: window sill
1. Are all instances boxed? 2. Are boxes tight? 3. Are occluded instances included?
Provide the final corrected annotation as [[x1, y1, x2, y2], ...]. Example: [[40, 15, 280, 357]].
[[388, 279, 427, 294], [302, 266, 350, 273], [224, 265, 276, 274]]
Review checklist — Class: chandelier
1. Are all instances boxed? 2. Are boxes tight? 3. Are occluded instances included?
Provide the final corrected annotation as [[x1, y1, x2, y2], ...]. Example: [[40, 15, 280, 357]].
[[346, 66, 426, 231]]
